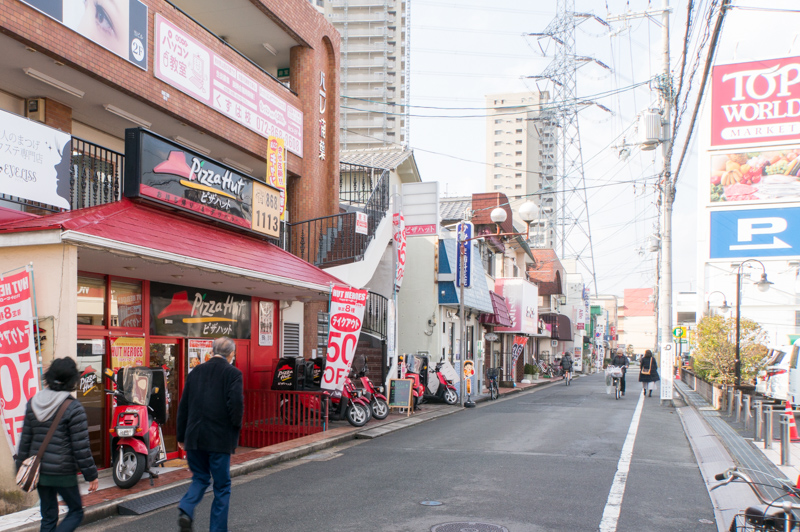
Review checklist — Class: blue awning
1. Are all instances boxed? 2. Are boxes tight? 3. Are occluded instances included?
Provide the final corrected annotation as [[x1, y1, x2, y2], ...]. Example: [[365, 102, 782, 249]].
[[438, 239, 493, 313]]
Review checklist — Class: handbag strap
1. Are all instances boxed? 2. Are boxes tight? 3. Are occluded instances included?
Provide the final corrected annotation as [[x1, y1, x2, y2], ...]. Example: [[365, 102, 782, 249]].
[[35, 398, 72, 461]]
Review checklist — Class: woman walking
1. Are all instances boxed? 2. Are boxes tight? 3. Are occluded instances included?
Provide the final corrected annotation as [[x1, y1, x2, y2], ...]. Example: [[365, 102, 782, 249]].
[[639, 350, 660, 397], [16, 358, 99, 532]]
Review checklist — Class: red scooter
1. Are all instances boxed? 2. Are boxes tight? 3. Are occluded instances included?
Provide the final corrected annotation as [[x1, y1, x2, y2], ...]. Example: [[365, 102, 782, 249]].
[[354, 360, 389, 420], [403, 354, 459, 406], [104, 367, 168, 488]]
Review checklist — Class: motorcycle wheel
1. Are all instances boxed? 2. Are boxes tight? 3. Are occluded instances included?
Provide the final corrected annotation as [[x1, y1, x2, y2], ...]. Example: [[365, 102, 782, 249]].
[[112, 445, 146, 489], [346, 403, 369, 427], [371, 399, 389, 420], [443, 388, 458, 405]]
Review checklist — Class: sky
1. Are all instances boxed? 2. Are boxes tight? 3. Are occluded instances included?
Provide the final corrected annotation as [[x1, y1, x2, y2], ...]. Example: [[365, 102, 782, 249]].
[[405, 0, 722, 297]]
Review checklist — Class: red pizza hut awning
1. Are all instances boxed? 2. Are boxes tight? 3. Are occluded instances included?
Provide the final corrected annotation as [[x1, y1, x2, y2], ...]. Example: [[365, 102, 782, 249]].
[[480, 291, 512, 328], [0, 199, 342, 300]]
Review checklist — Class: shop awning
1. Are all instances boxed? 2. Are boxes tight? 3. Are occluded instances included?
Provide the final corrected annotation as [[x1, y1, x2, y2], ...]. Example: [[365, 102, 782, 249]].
[[480, 291, 512, 327], [437, 239, 493, 314], [0, 199, 343, 300], [540, 313, 573, 341]]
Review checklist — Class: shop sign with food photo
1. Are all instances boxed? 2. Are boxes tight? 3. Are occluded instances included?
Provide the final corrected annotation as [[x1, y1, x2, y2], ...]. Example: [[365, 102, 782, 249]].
[[710, 148, 800, 203]]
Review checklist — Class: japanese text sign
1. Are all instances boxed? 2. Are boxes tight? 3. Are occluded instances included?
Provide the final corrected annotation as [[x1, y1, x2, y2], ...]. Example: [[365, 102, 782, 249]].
[[712, 56, 800, 148], [393, 212, 406, 288], [0, 269, 40, 452], [321, 286, 368, 393], [0, 108, 71, 209], [155, 15, 303, 156], [266, 137, 287, 221], [511, 336, 526, 363]]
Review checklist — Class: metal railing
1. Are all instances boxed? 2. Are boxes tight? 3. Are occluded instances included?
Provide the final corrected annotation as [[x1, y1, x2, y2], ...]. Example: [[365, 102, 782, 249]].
[[240, 389, 328, 448], [362, 292, 388, 340], [70, 137, 124, 210]]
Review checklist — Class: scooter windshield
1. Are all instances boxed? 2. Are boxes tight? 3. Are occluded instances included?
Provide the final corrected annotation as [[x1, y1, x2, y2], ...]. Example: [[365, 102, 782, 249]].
[[122, 369, 152, 406]]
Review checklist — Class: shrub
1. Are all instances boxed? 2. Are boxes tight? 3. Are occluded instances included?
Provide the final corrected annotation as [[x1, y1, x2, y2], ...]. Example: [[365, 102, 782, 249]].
[[523, 363, 535, 375]]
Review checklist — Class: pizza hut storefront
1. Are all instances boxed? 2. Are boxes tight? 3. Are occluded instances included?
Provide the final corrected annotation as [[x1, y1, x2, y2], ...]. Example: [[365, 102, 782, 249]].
[[0, 131, 341, 468]]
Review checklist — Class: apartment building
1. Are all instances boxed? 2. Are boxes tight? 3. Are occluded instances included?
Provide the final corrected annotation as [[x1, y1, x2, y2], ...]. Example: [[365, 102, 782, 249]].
[[485, 92, 555, 249], [325, 0, 409, 150]]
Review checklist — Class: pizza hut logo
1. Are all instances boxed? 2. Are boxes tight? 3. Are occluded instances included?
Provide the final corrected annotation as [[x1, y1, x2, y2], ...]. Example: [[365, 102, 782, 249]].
[[277, 364, 293, 382]]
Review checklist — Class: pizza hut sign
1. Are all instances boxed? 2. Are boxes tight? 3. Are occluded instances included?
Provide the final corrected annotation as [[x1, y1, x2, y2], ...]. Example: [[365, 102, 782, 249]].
[[712, 56, 800, 148]]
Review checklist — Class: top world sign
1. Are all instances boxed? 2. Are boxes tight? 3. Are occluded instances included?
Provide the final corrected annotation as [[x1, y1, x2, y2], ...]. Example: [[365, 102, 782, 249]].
[[711, 56, 800, 149]]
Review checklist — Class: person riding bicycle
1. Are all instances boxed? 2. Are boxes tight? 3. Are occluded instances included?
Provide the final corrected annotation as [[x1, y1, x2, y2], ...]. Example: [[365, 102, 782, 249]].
[[560, 353, 573, 379], [610, 349, 629, 397]]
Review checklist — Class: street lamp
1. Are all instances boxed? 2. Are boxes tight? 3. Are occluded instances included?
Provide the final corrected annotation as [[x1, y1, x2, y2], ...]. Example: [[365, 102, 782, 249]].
[[706, 291, 730, 315], [734, 260, 772, 387], [457, 201, 537, 407]]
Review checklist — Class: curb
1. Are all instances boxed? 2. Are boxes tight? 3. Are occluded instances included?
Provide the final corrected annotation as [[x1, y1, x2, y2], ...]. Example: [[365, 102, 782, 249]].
[[4, 376, 560, 531]]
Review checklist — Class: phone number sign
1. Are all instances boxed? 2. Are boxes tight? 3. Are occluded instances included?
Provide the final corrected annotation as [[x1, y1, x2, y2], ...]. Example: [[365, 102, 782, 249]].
[[0, 269, 40, 451], [321, 286, 368, 393]]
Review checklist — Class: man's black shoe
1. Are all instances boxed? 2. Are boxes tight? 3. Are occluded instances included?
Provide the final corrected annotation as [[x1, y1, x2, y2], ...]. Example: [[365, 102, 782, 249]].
[[178, 510, 192, 531]]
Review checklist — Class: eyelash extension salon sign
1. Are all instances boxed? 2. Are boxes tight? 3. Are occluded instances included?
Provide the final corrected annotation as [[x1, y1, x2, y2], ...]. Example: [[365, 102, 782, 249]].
[[124, 128, 282, 238], [150, 282, 251, 339], [18, 0, 148, 70]]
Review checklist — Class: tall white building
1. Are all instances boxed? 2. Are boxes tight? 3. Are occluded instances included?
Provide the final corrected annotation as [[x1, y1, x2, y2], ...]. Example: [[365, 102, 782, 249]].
[[485, 92, 555, 249], [325, 0, 409, 150]]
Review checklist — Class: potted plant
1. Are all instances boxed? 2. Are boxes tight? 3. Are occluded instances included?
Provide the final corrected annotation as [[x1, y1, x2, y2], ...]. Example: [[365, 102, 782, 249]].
[[523, 363, 536, 382]]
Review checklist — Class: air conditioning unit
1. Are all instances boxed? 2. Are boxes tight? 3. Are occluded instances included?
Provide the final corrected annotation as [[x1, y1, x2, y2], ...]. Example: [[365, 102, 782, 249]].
[[551, 340, 558, 347], [26, 98, 45, 122]]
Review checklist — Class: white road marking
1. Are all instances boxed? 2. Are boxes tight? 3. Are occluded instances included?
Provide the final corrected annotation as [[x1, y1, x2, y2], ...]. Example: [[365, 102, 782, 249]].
[[599, 392, 645, 532]]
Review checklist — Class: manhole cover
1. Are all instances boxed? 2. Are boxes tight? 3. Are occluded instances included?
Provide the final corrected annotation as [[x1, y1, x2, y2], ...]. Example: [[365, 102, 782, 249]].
[[420, 501, 443, 506], [431, 523, 509, 532]]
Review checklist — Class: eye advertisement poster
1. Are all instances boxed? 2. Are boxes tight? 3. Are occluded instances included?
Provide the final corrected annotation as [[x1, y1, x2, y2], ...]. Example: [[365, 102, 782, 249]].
[[18, 0, 148, 70]]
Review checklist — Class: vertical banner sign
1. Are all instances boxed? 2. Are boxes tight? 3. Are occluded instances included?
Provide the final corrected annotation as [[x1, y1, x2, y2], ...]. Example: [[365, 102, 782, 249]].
[[511, 335, 526, 363], [321, 286, 369, 393], [393, 212, 407, 289], [0, 269, 40, 451], [660, 343, 674, 401], [456, 222, 473, 288], [110, 337, 145, 370], [266, 137, 287, 221]]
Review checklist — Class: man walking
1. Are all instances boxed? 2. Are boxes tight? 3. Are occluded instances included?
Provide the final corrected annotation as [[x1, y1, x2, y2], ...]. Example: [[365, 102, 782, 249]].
[[177, 337, 243, 532], [611, 348, 630, 397]]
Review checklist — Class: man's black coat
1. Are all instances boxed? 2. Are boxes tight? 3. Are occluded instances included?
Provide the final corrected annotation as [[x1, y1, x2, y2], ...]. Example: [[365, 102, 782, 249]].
[[177, 357, 244, 454]]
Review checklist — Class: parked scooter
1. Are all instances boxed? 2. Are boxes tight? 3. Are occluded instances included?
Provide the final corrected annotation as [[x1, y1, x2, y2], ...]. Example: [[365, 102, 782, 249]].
[[351, 363, 388, 420], [403, 354, 459, 406], [104, 367, 168, 488], [272, 357, 372, 427]]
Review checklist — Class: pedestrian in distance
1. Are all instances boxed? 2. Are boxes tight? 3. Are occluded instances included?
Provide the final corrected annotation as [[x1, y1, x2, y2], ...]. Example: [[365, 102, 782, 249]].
[[15, 357, 99, 532], [560, 352, 573, 383], [639, 349, 660, 397], [177, 337, 244, 532], [611, 349, 630, 396]]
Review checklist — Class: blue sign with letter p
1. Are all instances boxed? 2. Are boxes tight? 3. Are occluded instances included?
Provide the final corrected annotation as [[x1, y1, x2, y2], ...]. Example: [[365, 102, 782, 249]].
[[710, 207, 800, 259]]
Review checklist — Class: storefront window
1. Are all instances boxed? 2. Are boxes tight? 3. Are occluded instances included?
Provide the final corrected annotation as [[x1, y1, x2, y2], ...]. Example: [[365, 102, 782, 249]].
[[111, 280, 143, 329], [150, 342, 179, 453], [77, 275, 106, 326]]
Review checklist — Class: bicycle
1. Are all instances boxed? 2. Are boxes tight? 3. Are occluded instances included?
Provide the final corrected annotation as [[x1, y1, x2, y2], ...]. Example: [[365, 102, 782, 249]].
[[606, 366, 623, 400], [486, 367, 499, 400], [564, 369, 572, 386], [712, 467, 800, 531]]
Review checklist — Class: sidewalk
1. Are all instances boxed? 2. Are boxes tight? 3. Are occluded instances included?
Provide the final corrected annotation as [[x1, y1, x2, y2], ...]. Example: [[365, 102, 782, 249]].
[[0, 377, 558, 532], [674, 379, 798, 531]]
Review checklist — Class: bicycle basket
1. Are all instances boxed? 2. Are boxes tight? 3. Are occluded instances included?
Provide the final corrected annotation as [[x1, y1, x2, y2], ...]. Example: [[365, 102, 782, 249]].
[[605, 366, 624, 378], [487, 367, 499, 379]]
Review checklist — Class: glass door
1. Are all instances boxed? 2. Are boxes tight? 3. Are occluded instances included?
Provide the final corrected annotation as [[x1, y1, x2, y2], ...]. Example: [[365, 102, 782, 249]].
[[76, 338, 107, 468], [149, 339, 181, 455]]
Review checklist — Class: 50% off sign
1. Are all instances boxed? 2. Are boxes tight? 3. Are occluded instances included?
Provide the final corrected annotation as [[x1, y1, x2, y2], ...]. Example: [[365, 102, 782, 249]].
[[321, 286, 369, 393]]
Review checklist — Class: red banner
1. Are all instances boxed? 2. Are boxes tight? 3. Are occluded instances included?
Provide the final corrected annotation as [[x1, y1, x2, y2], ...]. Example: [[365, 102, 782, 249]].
[[0, 269, 40, 451], [321, 286, 369, 392], [511, 335, 527, 363], [712, 56, 800, 148]]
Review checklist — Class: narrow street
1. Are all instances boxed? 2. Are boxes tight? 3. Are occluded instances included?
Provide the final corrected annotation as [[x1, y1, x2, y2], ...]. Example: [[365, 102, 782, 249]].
[[81, 371, 715, 532]]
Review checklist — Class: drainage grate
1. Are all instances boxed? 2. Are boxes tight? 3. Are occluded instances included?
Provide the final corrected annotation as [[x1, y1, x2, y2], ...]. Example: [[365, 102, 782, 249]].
[[431, 523, 509, 532], [117, 485, 210, 516]]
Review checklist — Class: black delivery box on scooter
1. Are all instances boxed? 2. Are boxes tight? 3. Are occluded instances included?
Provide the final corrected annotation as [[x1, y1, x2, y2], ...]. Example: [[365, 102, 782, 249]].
[[271, 357, 306, 390]]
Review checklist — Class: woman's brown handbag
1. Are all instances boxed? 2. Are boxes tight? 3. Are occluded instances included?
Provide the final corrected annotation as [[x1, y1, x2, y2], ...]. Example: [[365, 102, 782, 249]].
[[16, 399, 72, 492], [641, 359, 652, 376]]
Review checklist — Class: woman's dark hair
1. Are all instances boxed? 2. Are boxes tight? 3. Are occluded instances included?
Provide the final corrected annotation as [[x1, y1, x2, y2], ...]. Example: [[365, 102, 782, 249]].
[[44, 357, 80, 392], [644, 349, 653, 357]]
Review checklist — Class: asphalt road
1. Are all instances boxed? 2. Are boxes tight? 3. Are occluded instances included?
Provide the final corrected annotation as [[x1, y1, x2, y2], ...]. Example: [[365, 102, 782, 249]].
[[81, 371, 716, 531]]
